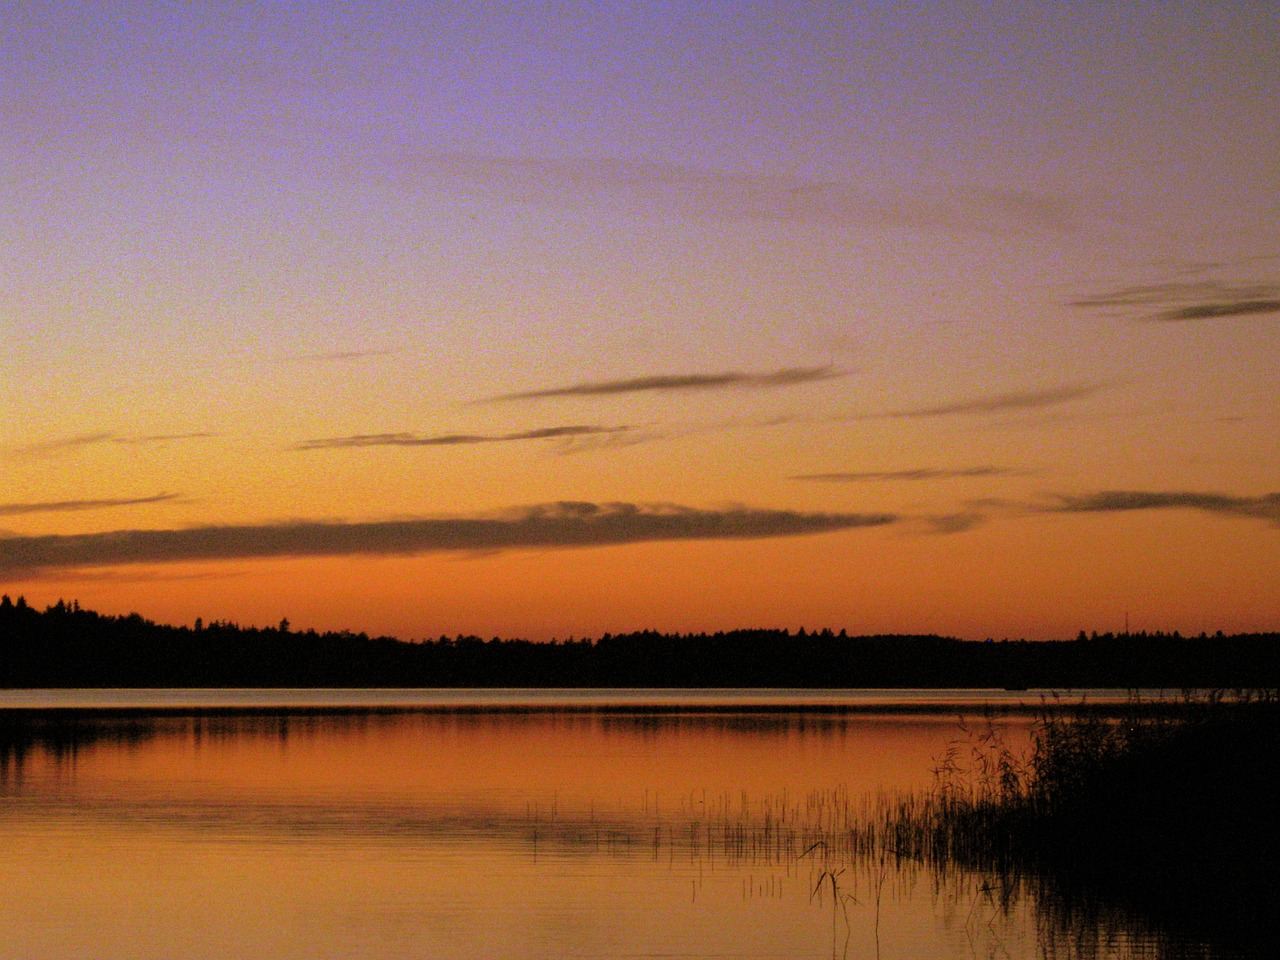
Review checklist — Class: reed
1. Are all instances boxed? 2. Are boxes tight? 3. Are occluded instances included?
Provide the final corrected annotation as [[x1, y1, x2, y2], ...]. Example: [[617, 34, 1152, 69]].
[[507, 694, 1273, 956], [892, 691, 1279, 957], [634, 693, 1276, 957]]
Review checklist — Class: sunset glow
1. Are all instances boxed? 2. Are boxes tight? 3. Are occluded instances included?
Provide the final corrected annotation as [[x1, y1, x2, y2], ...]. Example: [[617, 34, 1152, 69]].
[[3, 2, 1277, 640]]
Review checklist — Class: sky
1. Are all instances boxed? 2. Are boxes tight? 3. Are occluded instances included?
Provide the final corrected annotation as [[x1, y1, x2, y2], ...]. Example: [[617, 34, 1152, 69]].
[[2, 1, 1278, 641]]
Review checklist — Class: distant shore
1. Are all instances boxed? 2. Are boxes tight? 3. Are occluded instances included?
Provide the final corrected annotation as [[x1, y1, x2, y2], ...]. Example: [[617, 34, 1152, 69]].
[[0, 686, 1244, 719], [3, 597, 1277, 690]]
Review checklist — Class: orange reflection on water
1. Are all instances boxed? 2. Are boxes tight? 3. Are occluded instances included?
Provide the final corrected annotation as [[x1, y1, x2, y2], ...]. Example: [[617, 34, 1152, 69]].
[[4, 710, 1024, 817], [1, 708, 1038, 960]]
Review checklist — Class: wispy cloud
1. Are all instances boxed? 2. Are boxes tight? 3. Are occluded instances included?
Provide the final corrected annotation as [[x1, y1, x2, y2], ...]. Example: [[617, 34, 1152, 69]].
[[113, 432, 217, 446], [920, 511, 990, 535], [865, 385, 1100, 420], [14, 433, 116, 455], [487, 366, 842, 402], [0, 502, 897, 578], [408, 154, 1079, 233], [0, 493, 180, 517], [1072, 280, 1280, 322], [14, 432, 215, 456], [1156, 300, 1280, 321], [24, 568, 245, 585], [902, 490, 1280, 537], [281, 348, 403, 363], [792, 467, 1011, 482], [296, 425, 631, 451], [1042, 490, 1280, 524]]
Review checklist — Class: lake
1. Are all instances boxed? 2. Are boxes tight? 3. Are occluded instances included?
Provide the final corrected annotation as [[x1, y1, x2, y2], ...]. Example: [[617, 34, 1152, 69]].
[[0, 689, 1236, 959]]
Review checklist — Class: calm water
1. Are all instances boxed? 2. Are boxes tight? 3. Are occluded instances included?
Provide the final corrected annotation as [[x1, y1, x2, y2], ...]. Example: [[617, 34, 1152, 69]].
[[0, 690, 1214, 959]]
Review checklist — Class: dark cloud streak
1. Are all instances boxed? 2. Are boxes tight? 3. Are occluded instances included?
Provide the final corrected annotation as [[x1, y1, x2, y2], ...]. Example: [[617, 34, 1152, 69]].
[[1044, 490, 1280, 523], [793, 467, 1010, 482], [0, 493, 180, 517], [0, 502, 898, 577], [409, 154, 1078, 233], [1072, 280, 1280, 322], [922, 511, 989, 535], [15, 432, 215, 456], [1155, 299, 1280, 321], [489, 366, 841, 402], [114, 432, 217, 446], [867, 385, 1099, 420], [15, 433, 115, 455], [282, 348, 402, 363], [295, 425, 631, 450]]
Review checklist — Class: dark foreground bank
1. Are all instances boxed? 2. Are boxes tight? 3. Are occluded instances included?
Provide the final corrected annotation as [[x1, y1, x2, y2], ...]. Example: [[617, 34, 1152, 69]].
[[893, 694, 1279, 958]]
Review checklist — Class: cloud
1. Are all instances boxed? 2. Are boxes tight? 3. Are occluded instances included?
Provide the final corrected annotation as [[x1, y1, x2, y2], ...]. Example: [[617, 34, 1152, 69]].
[[0, 493, 180, 517], [21, 568, 245, 585], [896, 491, 1280, 538], [488, 366, 842, 401], [408, 154, 1079, 233], [295, 425, 631, 451], [867, 385, 1100, 420], [1072, 280, 1280, 322], [113, 432, 217, 446], [0, 502, 898, 578], [282, 348, 402, 363], [792, 467, 1010, 482], [14, 432, 215, 456], [14, 433, 115, 455], [921, 511, 989, 535], [1043, 490, 1280, 523], [1155, 300, 1280, 321]]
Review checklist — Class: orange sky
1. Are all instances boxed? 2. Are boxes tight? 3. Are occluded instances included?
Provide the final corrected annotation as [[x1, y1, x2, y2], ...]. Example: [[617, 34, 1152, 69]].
[[2, 3, 1277, 641]]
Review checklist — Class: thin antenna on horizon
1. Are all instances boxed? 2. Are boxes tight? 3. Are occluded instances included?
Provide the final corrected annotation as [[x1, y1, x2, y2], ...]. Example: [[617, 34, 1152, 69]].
[[1124, 610, 1129, 635]]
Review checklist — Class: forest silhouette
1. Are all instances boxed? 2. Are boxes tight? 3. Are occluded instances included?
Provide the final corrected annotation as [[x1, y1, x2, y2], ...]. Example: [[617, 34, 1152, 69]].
[[1, 595, 1276, 689]]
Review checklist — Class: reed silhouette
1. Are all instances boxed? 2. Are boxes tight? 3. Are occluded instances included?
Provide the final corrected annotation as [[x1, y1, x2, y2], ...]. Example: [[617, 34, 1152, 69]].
[[892, 692, 1279, 958]]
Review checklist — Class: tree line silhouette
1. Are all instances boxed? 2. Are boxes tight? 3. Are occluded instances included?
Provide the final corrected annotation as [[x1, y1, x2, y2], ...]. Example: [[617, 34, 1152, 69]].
[[1, 595, 1276, 689]]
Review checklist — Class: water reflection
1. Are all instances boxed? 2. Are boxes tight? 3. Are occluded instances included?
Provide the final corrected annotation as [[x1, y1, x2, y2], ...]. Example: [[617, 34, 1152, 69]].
[[0, 703, 1257, 960]]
